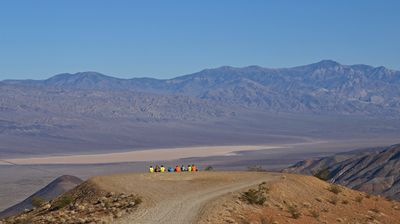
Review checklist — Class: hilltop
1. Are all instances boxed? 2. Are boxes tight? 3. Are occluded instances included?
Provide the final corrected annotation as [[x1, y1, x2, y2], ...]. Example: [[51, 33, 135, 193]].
[[2, 172, 400, 223]]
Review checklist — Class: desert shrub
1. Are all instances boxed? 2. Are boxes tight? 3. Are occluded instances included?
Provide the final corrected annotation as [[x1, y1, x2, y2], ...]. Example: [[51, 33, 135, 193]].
[[287, 205, 301, 219], [14, 219, 31, 224], [342, 199, 349, 205], [247, 165, 266, 172], [50, 195, 73, 211], [328, 184, 342, 194], [328, 196, 339, 205], [313, 167, 331, 181], [371, 207, 380, 213], [134, 197, 143, 205], [260, 217, 276, 224], [204, 165, 213, 171], [241, 182, 269, 205], [366, 194, 371, 199], [31, 196, 45, 207], [309, 209, 320, 219], [355, 196, 364, 203], [315, 197, 323, 202]]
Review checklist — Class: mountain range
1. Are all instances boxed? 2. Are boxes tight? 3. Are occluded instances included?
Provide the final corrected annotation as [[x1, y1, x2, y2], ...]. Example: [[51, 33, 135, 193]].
[[4, 60, 400, 117], [1, 60, 400, 157]]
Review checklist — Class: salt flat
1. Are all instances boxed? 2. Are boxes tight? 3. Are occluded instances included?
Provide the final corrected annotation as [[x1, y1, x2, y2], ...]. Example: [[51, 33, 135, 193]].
[[0, 145, 284, 165]]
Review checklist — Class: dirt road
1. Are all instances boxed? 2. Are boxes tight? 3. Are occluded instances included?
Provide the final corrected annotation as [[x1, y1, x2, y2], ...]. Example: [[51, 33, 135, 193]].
[[88, 172, 280, 224]]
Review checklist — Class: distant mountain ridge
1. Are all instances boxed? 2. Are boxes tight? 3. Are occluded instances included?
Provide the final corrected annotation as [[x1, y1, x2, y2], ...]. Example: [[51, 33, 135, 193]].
[[3, 60, 400, 117], [283, 144, 400, 200], [1, 60, 400, 157]]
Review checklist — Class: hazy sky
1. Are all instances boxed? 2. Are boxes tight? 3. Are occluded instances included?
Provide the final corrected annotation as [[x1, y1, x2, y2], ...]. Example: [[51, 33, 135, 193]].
[[0, 0, 399, 80]]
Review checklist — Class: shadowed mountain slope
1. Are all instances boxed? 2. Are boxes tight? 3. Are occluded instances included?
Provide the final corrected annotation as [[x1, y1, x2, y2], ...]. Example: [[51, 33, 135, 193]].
[[283, 144, 400, 200]]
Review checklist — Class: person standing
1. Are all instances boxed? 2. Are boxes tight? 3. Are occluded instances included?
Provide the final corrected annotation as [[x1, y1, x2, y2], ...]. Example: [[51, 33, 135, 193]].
[[188, 165, 192, 172], [149, 165, 154, 173]]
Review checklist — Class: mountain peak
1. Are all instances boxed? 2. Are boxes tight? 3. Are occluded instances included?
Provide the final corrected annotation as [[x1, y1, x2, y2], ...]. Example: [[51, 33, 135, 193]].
[[43, 72, 120, 88], [47, 71, 110, 80], [314, 59, 341, 67]]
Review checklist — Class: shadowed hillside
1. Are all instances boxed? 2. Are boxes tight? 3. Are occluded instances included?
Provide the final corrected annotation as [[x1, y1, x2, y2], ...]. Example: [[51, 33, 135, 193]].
[[284, 144, 400, 200]]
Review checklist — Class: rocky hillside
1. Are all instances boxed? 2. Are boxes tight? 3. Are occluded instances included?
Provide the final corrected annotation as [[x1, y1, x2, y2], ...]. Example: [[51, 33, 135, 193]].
[[201, 173, 400, 224], [283, 144, 400, 200], [0, 175, 82, 219], [0, 177, 140, 224]]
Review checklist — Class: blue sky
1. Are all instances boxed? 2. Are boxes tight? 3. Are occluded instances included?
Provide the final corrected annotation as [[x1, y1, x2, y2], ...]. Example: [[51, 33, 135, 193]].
[[0, 0, 399, 80]]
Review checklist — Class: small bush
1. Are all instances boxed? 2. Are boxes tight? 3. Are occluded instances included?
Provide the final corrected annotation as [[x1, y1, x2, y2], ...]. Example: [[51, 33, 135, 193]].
[[287, 205, 301, 219], [342, 199, 349, 205], [241, 182, 269, 205], [313, 168, 331, 181], [204, 165, 213, 171], [355, 196, 364, 203], [50, 195, 73, 211], [260, 217, 276, 224], [309, 209, 320, 219], [366, 194, 371, 199], [371, 207, 380, 213], [134, 197, 143, 205], [328, 196, 339, 205], [31, 196, 45, 207], [328, 184, 342, 194]]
